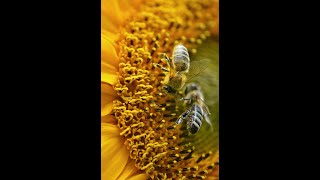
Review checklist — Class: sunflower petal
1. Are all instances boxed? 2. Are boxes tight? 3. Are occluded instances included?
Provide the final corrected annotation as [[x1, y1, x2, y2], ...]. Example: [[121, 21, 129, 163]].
[[101, 114, 117, 125], [102, 29, 119, 46], [101, 123, 129, 180], [101, 61, 118, 85], [101, 73, 118, 86], [101, 35, 119, 66], [101, 13, 119, 86], [116, 158, 139, 180], [128, 0, 143, 9], [101, 0, 142, 42], [126, 174, 149, 180], [101, 123, 121, 140], [101, 93, 115, 116], [101, 83, 118, 97], [101, 0, 123, 33]]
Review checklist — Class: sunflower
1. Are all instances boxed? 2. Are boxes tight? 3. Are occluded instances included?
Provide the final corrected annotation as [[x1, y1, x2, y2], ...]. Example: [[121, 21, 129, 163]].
[[102, 0, 219, 179]]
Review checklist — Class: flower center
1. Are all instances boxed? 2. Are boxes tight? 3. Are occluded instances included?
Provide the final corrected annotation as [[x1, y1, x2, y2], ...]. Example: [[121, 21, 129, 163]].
[[112, 0, 219, 179]]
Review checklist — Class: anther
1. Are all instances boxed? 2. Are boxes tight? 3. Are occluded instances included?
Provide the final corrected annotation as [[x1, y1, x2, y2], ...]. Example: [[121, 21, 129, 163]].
[[196, 154, 204, 163], [169, 154, 179, 158], [178, 141, 189, 146], [151, 47, 156, 56], [187, 175, 196, 179], [180, 149, 192, 154], [183, 153, 193, 160], [199, 170, 208, 175], [190, 167, 198, 171], [182, 167, 189, 171], [175, 157, 182, 162], [169, 147, 178, 151]]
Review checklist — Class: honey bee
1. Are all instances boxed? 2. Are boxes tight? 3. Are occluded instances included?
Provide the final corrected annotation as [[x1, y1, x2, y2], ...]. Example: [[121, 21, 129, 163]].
[[154, 44, 209, 95], [176, 83, 212, 134]]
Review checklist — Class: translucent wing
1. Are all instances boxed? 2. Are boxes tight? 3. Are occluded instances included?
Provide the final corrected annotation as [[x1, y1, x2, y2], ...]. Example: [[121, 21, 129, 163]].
[[185, 59, 210, 83], [200, 98, 211, 115], [199, 97, 213, 130]]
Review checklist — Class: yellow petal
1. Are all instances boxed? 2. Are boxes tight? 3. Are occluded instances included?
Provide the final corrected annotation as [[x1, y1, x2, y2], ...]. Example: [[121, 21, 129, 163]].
[[101, 93, 115, 116], [116, 159, 139, 180], [101, 62, 118, 85], [102, 29, 119, 45], [126, 174, 149, 180], [101, 0, 142, 32], [101, 83, 118, 97], [101, 114, 117, 125], [101, 80, 118, 120], [101, 0, 142, 43], [123, 0, 143, 10], [101, 35, 119, 68], [101, 123, 121, 138], [101, 36, 119, 86], [101, 123, 129, 180], [101, 0, 123, 33]]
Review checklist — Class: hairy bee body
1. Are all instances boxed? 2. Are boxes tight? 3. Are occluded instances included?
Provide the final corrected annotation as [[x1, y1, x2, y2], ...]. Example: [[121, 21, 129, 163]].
[[155, 44, 208, 95], [164, 71, 187, 93], [176, 83, 212, 134], [156, 44, 190, 94], [184, 82, 204, 100], [172, 44, 190, 72], [187, 104, 204, 134]]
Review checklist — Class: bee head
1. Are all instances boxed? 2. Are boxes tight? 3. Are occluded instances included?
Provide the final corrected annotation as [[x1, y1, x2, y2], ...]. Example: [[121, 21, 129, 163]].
[[184, 83, 200, 95], [163, 85, 177, 94]]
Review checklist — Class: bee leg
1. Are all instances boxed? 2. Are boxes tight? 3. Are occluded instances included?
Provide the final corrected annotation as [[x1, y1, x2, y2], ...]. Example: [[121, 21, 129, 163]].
[[178, 98, 191, 104], [180, 98, 190, 100], [179, 98, 190, 101], [153, 63, 169, 72], [175, 109, 190, 125], [161, 53, 171, 64]]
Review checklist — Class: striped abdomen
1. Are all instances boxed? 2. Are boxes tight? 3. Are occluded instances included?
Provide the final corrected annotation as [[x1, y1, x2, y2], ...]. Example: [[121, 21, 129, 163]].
[[187, 105, 204, 134], [172, 44, 190, 72]]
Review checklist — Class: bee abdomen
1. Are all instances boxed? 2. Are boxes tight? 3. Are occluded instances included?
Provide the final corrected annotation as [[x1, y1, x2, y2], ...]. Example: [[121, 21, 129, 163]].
[[188, 121, 200, 134], [188, 105, 203, 134], [191, 110, 203, 127], [173, 44, 190, 72]]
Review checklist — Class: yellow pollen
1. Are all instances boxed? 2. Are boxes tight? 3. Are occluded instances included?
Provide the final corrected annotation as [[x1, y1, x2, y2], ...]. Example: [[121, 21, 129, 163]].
[[112, 0, 219, 179]]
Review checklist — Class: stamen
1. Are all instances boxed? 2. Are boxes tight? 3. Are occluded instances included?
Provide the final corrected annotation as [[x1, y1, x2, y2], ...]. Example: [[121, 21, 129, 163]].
[[111, 0, 219, 179]]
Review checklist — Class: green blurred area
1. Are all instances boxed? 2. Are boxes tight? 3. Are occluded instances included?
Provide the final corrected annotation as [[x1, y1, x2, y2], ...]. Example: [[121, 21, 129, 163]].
[[184, 38, 219, 155]]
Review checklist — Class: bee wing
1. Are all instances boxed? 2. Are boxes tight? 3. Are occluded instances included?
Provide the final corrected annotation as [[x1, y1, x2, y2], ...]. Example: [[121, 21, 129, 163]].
[[200, 98, 211, 115], [199, 98, 213, 129], [185, 59, 210, 83], [204, 112, 214, 133]]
